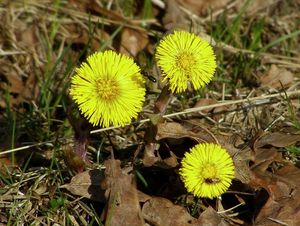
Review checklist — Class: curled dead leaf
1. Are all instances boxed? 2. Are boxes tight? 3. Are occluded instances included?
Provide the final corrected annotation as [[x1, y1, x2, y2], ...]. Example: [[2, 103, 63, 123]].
[[62, 144, 86, 173], [156, 121, 216, 143], [143, 143, 161, 167]]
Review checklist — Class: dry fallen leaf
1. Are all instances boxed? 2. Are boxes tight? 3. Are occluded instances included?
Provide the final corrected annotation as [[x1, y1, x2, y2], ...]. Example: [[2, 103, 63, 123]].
[[0, 155, 15, 179], [251, 163, 300, 226], [60, 24, 109, 52], [249, 136, 300, 226], [250, 147, 282, 173], [254, 131, 300, 148], [120, 28, 149, 57], [197, 206, 229, 226], [103, 159, 144, 226], [0, 18, 42, 109], [260, 64, 294, 89], [62, 144, 86, 173], [236, 0, 278, 16], [162, 0, 189, 30], [15, 24, 38, 49], [176, 0, 231, 16], [141, 196, 199, 226], [0, 63, 39, 109], [0, 65, 24, 95], [193, 98, 218, 114], [156, 121, 216, 144], [62, 169, 106, 202], [143, 143, 161, 167]]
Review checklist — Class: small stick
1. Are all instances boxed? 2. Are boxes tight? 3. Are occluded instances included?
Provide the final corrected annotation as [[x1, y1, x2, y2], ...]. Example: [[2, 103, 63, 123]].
[[2, 90, 300, 155]]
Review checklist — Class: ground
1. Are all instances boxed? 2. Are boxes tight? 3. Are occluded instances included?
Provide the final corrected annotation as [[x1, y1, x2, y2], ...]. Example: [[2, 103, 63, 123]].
[[0, 0, 300, 225]]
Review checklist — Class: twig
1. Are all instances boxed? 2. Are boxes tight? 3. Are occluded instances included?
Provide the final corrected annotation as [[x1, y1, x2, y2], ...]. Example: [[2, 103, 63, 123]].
[[151, 0, 165, 9], [0, 49, 27, 56], [217, 202, 245, 214], [267, 217, 289, 226], [2, 90, 300, 156], [90, 89, 300, 132], [164, 89, 300, 118], [0, 141, 56, 156]]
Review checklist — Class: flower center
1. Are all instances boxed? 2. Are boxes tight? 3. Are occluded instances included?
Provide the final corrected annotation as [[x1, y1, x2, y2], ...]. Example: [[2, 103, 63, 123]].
[[176, 52, 196, 74], [202, 163, 219, 183], [96, 78, 119, 101]]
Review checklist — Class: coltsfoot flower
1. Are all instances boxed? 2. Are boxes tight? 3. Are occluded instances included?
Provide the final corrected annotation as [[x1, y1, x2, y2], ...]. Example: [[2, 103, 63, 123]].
[[180, 143, 235, 199], [69, 50, 145, 127], [155, 31, 217, 93]]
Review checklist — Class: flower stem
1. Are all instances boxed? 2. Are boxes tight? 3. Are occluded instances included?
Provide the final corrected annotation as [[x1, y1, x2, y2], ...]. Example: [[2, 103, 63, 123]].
[[154, 84, 173, 115]]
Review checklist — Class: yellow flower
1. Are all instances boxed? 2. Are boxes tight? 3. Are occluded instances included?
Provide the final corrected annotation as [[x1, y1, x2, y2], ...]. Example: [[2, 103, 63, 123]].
[[180, 143, 235, 199], [155, 31, 217, 93], [69, 50, 145, 127]]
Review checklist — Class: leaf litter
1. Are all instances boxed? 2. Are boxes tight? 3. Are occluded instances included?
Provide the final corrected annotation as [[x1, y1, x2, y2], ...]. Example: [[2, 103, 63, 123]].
[[0, 0, 300, 225]]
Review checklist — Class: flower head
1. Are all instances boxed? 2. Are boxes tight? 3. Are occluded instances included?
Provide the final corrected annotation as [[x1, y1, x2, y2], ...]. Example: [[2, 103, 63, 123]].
[[155, 31, 217, 93], [180, 143, 235, 199], [69, 50, 145, 127]]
